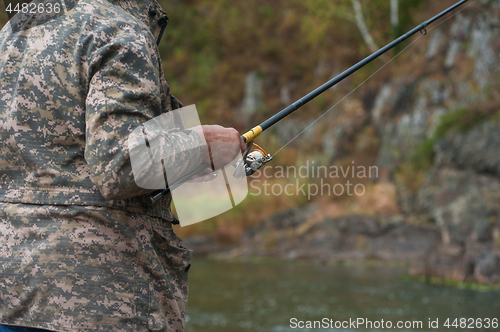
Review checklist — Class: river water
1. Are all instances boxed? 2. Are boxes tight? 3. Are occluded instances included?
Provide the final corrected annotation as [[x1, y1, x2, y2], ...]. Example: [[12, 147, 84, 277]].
[[185, 258, 500, 332]]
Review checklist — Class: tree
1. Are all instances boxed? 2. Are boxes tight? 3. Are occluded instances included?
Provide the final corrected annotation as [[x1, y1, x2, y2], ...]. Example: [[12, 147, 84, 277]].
[[351, 0, 379, 53], [391, 0, 400, 35]]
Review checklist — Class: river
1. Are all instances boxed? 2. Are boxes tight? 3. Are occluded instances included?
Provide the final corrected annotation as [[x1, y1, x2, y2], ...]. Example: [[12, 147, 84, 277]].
[[185, 258, 500, 332]]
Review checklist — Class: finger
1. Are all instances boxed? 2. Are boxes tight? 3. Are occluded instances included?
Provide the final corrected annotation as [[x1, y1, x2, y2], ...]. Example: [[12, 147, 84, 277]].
[[239, 136, 246, 153]]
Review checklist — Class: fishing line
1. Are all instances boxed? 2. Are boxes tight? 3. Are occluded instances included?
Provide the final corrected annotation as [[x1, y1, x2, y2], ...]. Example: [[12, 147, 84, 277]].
[[272, 0, 478, 158]]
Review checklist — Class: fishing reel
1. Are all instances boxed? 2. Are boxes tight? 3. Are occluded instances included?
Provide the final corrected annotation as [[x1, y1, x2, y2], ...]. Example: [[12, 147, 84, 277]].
[[234, 141, 273, 178]]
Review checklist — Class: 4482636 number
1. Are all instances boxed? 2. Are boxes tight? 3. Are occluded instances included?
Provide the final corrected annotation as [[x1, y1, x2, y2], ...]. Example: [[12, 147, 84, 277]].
[[444, 318, 498, 329], [6, 2, 61, 14]]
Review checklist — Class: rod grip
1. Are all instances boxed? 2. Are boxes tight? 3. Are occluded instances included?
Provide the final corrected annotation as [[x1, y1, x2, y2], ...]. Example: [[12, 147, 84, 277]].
[[241, 125, 263, 143]]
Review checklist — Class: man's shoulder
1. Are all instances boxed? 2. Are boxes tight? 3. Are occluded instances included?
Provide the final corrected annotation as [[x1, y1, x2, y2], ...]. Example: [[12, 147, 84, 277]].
[[86, 0, 143, 25], [80, 0, 155, 44], [0, 0, 158, 51]]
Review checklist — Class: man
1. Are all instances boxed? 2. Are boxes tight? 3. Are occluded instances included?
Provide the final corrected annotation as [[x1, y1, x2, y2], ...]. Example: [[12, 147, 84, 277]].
[[0, 0, 244, 331]]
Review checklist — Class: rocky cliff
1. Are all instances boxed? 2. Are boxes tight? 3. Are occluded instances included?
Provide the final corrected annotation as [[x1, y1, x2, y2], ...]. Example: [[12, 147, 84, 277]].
[[373, 0, 500, 284]]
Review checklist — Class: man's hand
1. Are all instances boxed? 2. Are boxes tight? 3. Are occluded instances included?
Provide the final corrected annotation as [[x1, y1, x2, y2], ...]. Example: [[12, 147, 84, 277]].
[[192, 125, 246, 169]]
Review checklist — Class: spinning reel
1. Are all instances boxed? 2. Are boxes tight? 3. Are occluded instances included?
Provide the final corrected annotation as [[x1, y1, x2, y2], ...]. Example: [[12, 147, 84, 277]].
[[243, 141, 273, 176], [234, 141, 272, 178]]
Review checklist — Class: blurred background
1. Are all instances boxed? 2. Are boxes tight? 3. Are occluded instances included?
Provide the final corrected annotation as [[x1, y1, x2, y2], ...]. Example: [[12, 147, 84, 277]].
[[2, 0, 499, 330]]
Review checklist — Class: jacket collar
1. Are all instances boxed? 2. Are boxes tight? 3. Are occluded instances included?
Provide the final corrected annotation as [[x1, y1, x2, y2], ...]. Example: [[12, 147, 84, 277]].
[[110, 0, 169, 45]]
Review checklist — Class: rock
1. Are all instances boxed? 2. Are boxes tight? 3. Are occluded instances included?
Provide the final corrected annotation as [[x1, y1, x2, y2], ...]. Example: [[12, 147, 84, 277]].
[[337, 215, 381, 236], [410, 244, 474, 282], [322, 127, 344, 162], [374, 8, 500, 282], [416, 168, 500, 245], [240, 71, 263, 121], [412, 242, 500, 284], [320, 99, 369, 162], [280, 84, 292, 105], [369, 224, 441, 261], [183, 235, 223, 255], [372, 83, 396, 129], [468, 12, 498, 89], [376, 106, 429, 176], [434, 120, 500, 176], [474, 252, 500, 284], [261, 205, 313, 229], [274, 118, 311, 147], [218, 209, 440, 264], [314, 58, 328, 76], [445, 14, 471, 69], [426, 29, 444, 59]]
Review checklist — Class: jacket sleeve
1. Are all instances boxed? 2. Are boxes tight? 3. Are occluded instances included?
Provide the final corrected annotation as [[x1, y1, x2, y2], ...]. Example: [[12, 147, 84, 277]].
[[84, 31, 204, 200]]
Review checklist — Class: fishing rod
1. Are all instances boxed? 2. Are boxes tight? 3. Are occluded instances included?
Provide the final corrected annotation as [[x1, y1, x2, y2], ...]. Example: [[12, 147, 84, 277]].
[[151, 0, 469, 204], [239, 0, 469, 176]]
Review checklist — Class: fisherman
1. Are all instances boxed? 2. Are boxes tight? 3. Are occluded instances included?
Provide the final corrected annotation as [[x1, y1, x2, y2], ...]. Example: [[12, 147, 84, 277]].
[[0, 0, 244, 331]]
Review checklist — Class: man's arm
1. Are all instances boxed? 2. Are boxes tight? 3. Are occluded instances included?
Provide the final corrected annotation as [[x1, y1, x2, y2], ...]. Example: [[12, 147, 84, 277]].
[[84, 31, 244, 200], [84, 31, 205, 200]]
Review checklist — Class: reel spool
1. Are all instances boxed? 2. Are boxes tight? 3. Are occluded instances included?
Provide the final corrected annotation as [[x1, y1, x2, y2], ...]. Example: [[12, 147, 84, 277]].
[[234, 142, 272, 178], [244, 143, 273, 176]]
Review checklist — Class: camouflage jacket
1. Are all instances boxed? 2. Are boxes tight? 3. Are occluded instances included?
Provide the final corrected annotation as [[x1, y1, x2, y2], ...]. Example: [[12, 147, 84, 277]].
[[0, 0, 204, 220], [0, 0, 203, 330]]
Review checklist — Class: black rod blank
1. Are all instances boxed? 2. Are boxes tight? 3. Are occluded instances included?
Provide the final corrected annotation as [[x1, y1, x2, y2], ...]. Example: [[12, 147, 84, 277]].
[[257, 0, 468, 132]]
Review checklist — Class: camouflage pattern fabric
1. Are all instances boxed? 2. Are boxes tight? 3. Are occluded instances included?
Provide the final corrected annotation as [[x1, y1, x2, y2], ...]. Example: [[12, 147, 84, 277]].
[[0, 203, 192, 331], [0, 0, 202, 330]]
